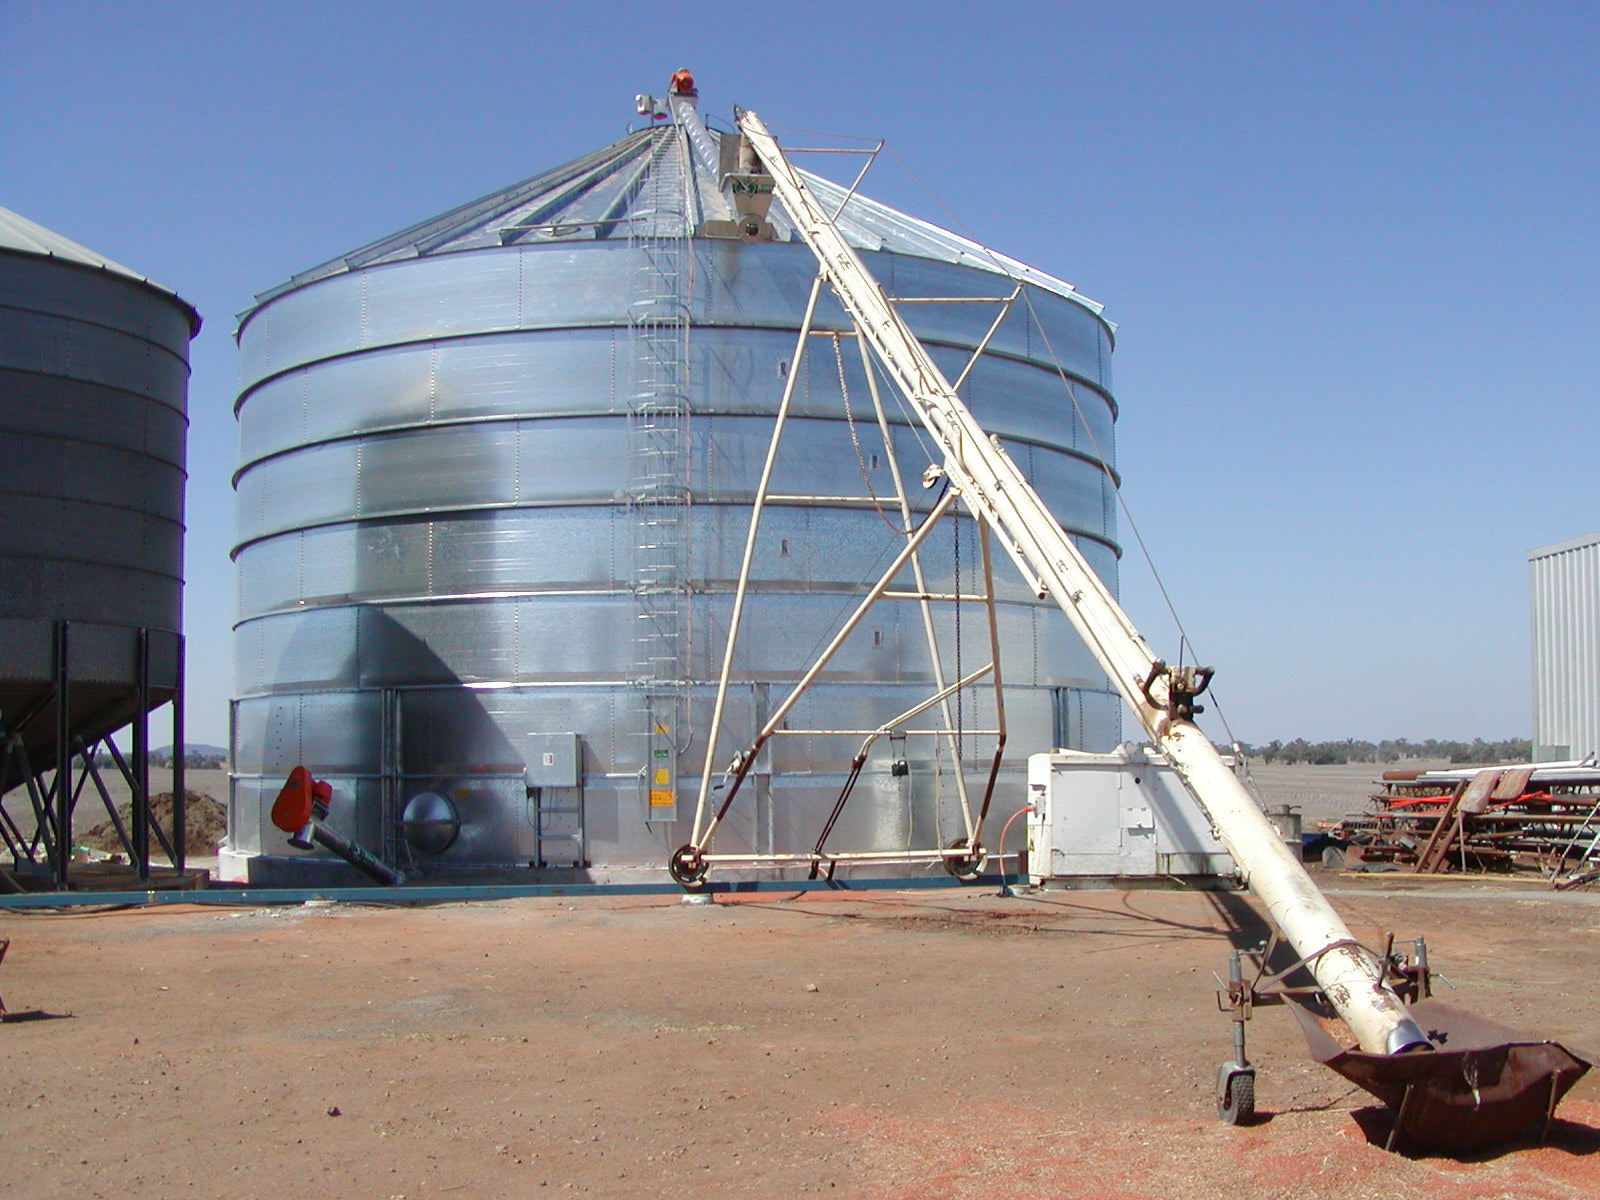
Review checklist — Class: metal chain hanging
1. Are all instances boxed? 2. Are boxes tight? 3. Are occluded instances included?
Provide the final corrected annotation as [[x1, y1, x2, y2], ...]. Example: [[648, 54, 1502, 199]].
[[831, 332, 916, 536], [953, 514, 962, 764]]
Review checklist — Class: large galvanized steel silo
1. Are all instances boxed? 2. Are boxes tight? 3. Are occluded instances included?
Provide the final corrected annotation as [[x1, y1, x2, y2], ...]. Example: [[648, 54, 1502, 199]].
[[227, 96, 1121, 882], [0, 206, 197, 793]]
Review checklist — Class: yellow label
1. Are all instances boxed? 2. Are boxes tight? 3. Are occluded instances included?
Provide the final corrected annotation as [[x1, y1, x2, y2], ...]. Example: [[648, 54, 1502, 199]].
[[653, 767, 670, 786], [649, 788, 675, 807]]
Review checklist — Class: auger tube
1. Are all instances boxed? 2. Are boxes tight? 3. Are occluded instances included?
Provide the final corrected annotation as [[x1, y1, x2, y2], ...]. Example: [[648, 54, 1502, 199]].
[[734, 106, 1428, 1058]]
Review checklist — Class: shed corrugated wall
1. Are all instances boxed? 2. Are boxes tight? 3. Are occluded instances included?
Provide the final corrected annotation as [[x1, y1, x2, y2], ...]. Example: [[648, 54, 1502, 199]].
[[1529, 532, 1600, 760]]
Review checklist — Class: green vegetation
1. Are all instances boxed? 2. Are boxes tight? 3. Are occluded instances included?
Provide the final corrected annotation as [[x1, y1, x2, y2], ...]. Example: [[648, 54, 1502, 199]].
[[1238, 737, 1533, 765]]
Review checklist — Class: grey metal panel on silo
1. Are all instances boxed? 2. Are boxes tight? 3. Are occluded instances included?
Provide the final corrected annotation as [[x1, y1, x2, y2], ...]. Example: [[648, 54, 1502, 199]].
[[1529, 532, 1600, 761], [229, 112, 1123, 881], [0, 206, 199, 780]]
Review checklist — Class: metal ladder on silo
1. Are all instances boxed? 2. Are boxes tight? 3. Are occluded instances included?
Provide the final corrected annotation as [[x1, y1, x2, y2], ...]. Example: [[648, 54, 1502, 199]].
[[627, 118, 693, 821]]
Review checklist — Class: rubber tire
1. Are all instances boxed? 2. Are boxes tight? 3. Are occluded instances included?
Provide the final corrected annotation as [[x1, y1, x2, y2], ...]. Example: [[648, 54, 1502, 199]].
[[668, 845, 709, 889], [1218, 1071, 1255, 1125], [942, 838, 987, 882]]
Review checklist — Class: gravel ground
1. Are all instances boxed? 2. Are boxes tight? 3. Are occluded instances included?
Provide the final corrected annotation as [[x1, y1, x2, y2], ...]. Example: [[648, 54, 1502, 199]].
[[1, 883, 1596, 1199]]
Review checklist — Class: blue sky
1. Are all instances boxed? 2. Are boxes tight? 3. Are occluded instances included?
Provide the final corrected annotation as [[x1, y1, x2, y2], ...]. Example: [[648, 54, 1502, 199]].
[[6, 1, 1596, 747]]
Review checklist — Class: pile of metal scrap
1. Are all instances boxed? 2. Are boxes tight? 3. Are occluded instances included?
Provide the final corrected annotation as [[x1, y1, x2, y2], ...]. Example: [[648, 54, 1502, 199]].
[[1326, 763, 1600, 883]]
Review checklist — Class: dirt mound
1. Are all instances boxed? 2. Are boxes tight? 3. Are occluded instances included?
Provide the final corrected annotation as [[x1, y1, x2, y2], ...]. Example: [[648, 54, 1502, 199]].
[[79, 791, 226, 857]]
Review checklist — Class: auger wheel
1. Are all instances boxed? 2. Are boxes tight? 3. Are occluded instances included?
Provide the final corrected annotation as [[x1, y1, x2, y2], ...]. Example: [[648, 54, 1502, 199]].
[[669, 844, 709, 889], [942, 838, 987, 882], [1216, 1063, 1256, 1125]]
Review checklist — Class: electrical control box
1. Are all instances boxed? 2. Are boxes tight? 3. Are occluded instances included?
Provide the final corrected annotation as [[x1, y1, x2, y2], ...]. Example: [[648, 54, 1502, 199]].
[[523, 732, 581, 789], [1026, 745, 1238, 887]]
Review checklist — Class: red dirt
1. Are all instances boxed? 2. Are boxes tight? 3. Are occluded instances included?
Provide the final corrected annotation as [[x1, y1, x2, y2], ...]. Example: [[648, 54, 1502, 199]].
[[1, 881, 1597, 1198], [78, 790, 227, 857]]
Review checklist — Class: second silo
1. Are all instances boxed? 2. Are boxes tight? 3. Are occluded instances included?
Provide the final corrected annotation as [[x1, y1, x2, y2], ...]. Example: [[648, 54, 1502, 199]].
[[0, 205, 198, 880], [226, 91, 1122, 882]]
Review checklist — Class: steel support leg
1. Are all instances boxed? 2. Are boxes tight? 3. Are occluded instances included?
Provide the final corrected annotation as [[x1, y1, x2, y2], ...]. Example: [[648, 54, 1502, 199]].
[[172, 635, 186, 874], [52, 620, 70, 888]]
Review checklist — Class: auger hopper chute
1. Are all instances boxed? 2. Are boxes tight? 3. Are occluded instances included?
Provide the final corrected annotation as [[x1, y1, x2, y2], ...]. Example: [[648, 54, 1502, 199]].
[[1296, 998, 1594, 1153]]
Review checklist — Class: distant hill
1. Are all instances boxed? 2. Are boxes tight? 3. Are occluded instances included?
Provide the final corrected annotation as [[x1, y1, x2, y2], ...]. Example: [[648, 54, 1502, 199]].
[[154, 744, 228, 761]]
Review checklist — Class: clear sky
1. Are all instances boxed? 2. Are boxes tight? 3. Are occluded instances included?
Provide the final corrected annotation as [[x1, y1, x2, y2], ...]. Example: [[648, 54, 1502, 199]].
[[6, 1, 1596, 748]]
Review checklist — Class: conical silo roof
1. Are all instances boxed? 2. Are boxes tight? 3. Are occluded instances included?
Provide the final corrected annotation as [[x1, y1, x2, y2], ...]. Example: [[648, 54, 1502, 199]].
[[252, 106, 1102, 317], [0, 204, 199, 332]]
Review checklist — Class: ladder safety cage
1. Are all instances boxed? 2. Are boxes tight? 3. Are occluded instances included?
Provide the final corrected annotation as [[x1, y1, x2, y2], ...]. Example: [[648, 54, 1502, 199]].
[[628, 99, 698, 823]]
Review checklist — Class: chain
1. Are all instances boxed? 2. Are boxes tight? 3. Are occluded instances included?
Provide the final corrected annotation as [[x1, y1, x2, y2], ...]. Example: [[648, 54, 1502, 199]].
[[953, 516, 962, 764], [832, 333, 916, 536]]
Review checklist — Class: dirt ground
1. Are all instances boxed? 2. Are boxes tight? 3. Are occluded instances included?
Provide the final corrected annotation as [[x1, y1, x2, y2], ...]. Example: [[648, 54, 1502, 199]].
[[78, 791, 228, 858], [1244, 761, 1456, 827], [2, 878, 1598, 1199], [1, 768, 231, 859]]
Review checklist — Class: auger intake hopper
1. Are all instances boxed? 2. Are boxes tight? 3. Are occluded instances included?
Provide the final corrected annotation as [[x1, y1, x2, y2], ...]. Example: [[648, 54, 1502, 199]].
[[1293, 999, 1595, 1154]]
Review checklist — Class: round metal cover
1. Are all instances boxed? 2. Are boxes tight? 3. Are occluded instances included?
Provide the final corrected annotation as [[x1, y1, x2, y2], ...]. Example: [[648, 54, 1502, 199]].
[[400, 791, 460, 857]]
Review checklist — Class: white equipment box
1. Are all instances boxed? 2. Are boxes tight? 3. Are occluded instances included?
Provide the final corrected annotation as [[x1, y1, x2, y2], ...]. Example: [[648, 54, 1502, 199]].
[[1026, 745, 1238, 886]]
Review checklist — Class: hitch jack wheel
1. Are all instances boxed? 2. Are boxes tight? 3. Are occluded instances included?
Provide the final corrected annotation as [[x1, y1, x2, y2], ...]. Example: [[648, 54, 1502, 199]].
[[669, 845, 709, 889], [942, 838, 986, 882], [1217, 1063, 1256, 1125]]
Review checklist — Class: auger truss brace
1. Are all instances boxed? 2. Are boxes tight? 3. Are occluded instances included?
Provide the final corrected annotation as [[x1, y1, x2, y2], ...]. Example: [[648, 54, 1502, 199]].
[[673, 256, 1015, 887]]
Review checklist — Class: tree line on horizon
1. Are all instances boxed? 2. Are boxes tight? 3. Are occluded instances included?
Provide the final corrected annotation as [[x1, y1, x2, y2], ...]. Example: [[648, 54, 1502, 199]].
[[89, 738, 1540, 771], [1236, 737, 1533, 766]]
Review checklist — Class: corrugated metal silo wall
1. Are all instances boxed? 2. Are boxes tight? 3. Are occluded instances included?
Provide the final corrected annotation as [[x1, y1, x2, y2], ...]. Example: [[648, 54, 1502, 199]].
[[231, 237, 1120, 875], [0, 250, 190, 770], [1529, 534, 1600, 761]]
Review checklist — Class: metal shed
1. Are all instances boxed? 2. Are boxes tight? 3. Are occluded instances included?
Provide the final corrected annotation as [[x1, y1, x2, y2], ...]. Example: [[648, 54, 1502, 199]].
[[1529, 532, 1600, 762]]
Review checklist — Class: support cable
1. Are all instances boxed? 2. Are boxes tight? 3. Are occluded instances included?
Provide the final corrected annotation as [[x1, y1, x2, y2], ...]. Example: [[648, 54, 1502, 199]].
[[880, 142, 1249, 751]]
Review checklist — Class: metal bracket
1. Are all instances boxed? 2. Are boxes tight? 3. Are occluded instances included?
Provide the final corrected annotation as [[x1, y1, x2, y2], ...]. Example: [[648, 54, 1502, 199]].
[[1213, 933, 1434, 1128], [1141, 660, 1214, 722]]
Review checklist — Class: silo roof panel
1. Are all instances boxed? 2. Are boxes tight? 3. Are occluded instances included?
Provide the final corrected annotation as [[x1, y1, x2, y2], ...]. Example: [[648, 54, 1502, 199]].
[[248, 115, 1104, 319], [0, 205, 148, 277]]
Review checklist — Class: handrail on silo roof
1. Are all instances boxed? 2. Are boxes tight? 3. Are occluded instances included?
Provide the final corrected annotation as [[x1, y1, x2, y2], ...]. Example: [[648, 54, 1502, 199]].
[[587, 150, 659, 240], [495, 141, 651, 244]]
